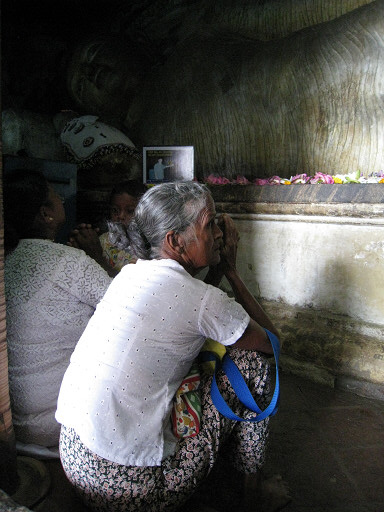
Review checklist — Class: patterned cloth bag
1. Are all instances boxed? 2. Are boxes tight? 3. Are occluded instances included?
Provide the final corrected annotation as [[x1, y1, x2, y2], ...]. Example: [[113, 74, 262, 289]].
[[172, 330, 280, 436], [171, 339, 225, 438], [171, 361, 202, 438]]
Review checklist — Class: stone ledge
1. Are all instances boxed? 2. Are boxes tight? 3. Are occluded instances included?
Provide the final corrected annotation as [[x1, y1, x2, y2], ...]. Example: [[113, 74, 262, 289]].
[[214, 201, 384, 217], [255, 300, 384, 395], [336, 375, 384, 402], [279, 355, 336, 388], [209, 183, 384, 204], [279, 355, 384, 401]]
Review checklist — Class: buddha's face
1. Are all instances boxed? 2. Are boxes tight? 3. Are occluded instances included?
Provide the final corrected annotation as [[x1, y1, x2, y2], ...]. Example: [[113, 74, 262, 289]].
[[67, 37, 146, 123]]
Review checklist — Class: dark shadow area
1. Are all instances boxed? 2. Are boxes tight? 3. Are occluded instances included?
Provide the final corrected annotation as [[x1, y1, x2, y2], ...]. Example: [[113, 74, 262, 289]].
[[6, 371, 383, 512]]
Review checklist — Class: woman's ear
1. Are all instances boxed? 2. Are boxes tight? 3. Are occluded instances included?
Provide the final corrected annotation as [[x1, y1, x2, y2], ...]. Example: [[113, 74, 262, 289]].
[[164, 230, 184, 254], [39, 205, 54, 223]]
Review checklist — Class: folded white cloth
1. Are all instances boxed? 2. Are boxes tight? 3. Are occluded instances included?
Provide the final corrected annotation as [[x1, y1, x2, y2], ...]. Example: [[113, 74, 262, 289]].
[[16, 441, 60, 460]]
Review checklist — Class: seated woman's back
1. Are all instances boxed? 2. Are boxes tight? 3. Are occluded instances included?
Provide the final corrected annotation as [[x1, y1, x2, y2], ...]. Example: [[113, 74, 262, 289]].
[[5, 238, 111, 446], [4, 169, 112, 450]]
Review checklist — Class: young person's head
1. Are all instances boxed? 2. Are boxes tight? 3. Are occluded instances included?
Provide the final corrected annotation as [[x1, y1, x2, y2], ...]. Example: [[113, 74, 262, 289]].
[[108, 180, 147, 226]]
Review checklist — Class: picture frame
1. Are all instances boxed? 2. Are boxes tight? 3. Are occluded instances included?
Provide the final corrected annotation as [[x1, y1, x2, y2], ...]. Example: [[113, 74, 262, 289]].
[[143, 146, 194, 184]]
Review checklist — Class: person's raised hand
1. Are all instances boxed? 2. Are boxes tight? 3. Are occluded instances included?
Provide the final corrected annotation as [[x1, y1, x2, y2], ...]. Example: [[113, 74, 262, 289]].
[[217, 214, 240, 274], [67, 224, 102, 261]]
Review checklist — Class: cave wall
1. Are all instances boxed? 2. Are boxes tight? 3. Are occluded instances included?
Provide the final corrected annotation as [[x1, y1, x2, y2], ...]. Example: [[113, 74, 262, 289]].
[[2, 0, 384, 180]]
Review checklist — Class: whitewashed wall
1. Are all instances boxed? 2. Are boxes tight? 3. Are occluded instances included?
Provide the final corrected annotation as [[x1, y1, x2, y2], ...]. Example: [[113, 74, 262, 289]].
[[211, 185, 384, 399], [235, 214, 384, 326]]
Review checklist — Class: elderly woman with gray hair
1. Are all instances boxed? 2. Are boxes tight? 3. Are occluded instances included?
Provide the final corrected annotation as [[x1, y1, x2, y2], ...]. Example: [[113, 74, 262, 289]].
[[56, 181, 289, 512]]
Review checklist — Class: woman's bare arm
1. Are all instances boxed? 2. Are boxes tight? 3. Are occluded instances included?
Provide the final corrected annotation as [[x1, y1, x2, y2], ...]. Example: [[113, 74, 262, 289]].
[[214, 214, 280, 353]]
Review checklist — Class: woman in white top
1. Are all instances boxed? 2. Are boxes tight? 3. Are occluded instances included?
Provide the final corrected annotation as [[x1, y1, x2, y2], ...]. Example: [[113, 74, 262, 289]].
[[4, 169, 112, 455], [56, 181, 289, 511]]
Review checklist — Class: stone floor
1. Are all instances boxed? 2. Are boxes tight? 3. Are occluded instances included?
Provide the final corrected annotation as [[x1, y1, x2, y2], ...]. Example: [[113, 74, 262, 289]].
[[262, 370, 384, 512], [6, 370, 384, 512]]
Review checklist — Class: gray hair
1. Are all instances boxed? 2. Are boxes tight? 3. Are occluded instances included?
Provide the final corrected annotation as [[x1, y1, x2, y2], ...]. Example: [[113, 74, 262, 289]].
[[108, 181, 211, 259]]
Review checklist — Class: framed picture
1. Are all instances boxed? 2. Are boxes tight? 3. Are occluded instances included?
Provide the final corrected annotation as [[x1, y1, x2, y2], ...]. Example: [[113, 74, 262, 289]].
[[143, 146, 194, 184]]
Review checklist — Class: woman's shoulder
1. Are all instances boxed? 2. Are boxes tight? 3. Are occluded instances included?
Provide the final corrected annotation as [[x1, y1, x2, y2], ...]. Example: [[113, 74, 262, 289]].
[[35, 240, 93, 266], [5, 240, 82, 275], [134, 258, 205, 280], [54, 241, 85, 258], [6, 238, 58, 261], [25, 240, 109, 278]]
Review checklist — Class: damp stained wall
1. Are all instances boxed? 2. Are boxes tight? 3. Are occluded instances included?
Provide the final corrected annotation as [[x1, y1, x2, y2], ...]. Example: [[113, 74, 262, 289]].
[[211, 184, 384, 399]]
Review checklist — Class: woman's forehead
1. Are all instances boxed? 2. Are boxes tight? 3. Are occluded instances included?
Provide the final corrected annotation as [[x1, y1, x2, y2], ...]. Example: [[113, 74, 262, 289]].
[[197, 197, 216, 220], [205, 195, 215, 211]]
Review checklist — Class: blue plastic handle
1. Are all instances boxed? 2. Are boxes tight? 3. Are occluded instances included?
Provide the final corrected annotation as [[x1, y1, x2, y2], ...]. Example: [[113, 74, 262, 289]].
[[202, 329, 280, 422]]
